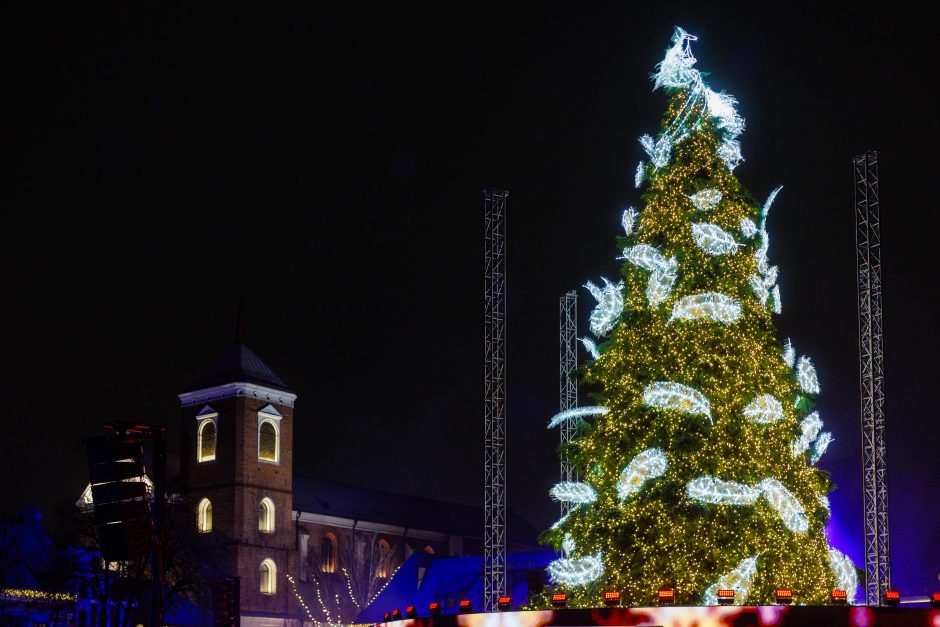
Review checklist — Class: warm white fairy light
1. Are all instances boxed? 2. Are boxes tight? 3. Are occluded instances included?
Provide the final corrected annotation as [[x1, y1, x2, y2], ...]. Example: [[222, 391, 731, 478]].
[[692, 223, 741, 256], [740, 217, 758, 238], [702, 556, 758, 606], [783, 339, 796, 368], [585, 278, 624, 337], [547, 551, 605, 586], [580, 337, 600, 360], [686, 476, 761, 505], [758, 478, 808, 533], [367, 564, 402, 606], [828, 549, 859, 604], [811, 432, 833, 464], [621, 207, 638, 236], [287, 574, 327, 627], [742, 394, 784, 424], [340, 568, 361, 609], [548, 405, 609, 428], [669, 293, 741, 324], [791, 411, 823, 457], [797, 356, 821, 394], [550, 481, 597, 504], [617, 448, 668, 500], [643, 381, 711, 421], [688, 189, 723, 211], [635, 161, 645, 188]]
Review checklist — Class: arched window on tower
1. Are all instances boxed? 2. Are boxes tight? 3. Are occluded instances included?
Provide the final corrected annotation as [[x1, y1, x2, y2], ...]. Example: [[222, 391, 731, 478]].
[[198, 419, 217, 462], [375, 539, 392, 578], [321, 533, 336, 573], [260, 558, 277, 594], [197, 498, 212, 533], [258, 420, 279, 463], [259, 497, 275, 533]]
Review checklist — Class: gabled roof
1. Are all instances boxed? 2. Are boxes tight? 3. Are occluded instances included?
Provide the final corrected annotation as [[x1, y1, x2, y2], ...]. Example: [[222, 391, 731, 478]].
[[182, 342, 290, 393], [293, 476, 540, 547]]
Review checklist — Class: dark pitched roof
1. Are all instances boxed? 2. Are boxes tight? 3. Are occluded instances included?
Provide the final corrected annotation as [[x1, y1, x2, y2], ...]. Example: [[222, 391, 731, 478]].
[[293, 475, 540, 547], [182, 342, 290, 393]]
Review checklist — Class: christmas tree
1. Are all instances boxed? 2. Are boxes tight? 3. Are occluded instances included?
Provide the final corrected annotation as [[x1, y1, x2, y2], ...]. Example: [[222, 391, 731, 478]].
[[543, 27, 857, 606]]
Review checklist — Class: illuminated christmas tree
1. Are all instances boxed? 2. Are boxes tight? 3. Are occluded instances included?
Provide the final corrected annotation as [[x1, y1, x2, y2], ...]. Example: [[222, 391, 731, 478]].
[[543, 27, 857, 606]]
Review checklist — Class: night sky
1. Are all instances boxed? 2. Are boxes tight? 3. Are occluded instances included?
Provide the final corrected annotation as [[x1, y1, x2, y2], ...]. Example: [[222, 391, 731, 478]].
[[4, 2, 938, 594]]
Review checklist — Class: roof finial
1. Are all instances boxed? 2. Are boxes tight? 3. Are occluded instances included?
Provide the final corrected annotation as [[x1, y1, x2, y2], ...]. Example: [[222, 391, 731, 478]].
[[235, 295, 245, 344]]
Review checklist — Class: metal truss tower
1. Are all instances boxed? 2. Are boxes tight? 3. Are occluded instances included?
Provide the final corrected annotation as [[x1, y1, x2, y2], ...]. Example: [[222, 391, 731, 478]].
[[559, 291, 578, 519], [854, 150, 891, 606], [482, 189, 508, 612]]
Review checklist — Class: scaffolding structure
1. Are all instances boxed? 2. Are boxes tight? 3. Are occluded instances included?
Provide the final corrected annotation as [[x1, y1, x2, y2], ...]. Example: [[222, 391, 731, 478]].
[[854, 150, 891, 606], [482, 189, 508, 612], [559, 291, 578, 520]]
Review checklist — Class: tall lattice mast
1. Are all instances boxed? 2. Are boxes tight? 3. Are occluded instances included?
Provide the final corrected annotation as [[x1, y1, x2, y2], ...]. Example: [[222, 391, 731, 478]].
[[854, 150, 891, 606], [559, 290, 578, 520], [483, 189, 508, 612]]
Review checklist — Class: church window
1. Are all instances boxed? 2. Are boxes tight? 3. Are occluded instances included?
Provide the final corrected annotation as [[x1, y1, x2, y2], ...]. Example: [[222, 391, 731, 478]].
[[258, 420, 279, 463], [260, 558, 277, 594], [321, 533, 336, 573], [198, 419, 217, 462], [259, 497, 275, 533], [197, 498, 212, 533], [375, 539, 392, 578]]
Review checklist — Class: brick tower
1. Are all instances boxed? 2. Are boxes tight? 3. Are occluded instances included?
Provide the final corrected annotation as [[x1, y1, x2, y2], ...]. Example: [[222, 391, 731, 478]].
[[179, 321, 297, 627]]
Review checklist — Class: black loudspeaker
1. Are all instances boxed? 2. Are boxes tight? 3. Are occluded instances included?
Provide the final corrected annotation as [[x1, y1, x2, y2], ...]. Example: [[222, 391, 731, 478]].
[[527, 569, 544, 599]]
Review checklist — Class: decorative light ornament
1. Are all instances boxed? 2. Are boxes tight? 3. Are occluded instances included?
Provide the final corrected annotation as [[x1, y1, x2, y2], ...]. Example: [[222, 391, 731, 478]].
[[783, 339, 796, 368], [550, 482, 597, 504], [770, 285, 782, 314], [755, 230, 770, 275], [643, 381, 711, 421], [704, 89, 745, 138], [669, 293, 741, 324], [828, 548, 859, 604], [584, 278, 624, 337], [686, 476, 761, 505], [718, 138, 743, 171], [791, 411, 823, 457], [619, 243, 666, 271], [762, 265, 779, 287], [797, 356, 821, 394], [547, 551, 604, 586], [742, 394, 784, 424], [702, 556, 758, 606], [639, 133, 674, 169], [758, 478, 809, 533], [692, 223, 741, 256], [651, 27, 699, 90], [550, 512, 571, 530], [562, 533, 575, 554], [616, 448, 668, 500], [761, 186, 784, 224], [647, 257, 678, 308], [749, 274, 769, 304], [818, 495, 831, 514], [547, 405, 609, 429], [635, 161, 645, 188], [688, 189, 723, 211], [580, 337, 600, 360], [811, 432, 833, 464], [621, 207, 638, 236], [739, 217, 758, 238]]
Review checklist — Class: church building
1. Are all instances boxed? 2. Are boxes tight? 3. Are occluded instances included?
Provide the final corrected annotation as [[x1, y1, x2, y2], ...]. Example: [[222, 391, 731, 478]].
[[176, 332, 539, 626]]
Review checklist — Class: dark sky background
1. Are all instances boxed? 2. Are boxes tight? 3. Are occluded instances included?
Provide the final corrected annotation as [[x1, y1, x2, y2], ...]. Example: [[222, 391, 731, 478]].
[[3, 1, 938, 595]]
